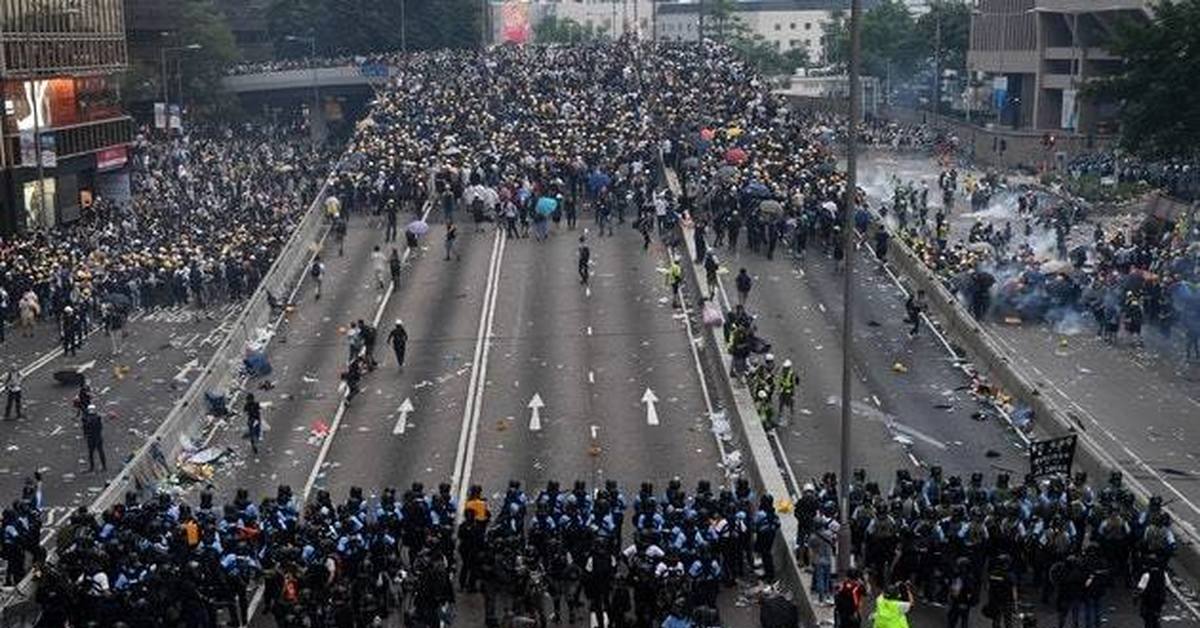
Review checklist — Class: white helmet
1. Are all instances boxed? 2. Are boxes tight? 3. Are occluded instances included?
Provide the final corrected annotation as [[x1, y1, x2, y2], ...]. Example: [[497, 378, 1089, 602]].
[[783, 359, 793, 368]]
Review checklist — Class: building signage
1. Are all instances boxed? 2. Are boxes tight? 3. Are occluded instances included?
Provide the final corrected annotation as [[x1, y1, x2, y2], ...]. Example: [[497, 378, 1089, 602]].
[[97, 146, 128, 171]]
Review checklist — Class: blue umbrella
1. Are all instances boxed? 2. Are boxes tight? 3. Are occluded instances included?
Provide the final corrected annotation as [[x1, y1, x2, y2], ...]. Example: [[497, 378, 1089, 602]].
[[535, 196, 559, 217], [586, 171, 611, 195], [406, 220, 430, 235], [743, 181, 771, 199]]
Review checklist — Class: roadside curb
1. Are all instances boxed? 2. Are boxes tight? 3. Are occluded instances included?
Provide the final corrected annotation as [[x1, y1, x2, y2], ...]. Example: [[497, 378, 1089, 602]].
[[666, 167, 826, 627]]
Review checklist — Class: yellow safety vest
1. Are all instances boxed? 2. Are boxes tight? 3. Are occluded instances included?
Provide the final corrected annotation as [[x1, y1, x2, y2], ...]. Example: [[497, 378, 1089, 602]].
[[873, 596, 909, 628]]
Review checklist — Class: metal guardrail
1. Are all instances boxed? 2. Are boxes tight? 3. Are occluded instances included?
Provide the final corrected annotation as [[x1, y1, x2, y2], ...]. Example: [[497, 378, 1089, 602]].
[[0, 161, 340, 626], [875, 219, 1200, 596]]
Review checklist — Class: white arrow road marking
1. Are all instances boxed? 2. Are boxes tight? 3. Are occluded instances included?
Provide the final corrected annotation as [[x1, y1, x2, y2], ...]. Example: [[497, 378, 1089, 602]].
[[642, 387, 660, 426], [528, 393, 545, 431], [393, 397, 415, 435]]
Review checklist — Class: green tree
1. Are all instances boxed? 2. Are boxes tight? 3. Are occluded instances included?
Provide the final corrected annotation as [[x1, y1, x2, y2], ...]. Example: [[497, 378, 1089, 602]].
[[1087, 0, 1200, 159], [534, 17, 607, 44], [916, 0, 970, 72], [702, 0, 752, 44], [175, 0, 241, 116], [821, 10, 850, 69], [266, 0, 482, 56], [860, 0, 923, 79]]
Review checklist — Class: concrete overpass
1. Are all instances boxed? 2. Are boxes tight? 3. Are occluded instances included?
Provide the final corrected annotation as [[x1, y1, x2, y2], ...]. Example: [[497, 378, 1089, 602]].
[[222, 64, 394, 94]]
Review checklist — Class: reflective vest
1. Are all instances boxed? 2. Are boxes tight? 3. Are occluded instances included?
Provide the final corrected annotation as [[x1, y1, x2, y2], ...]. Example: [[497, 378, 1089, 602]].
[[873, 596, 909, 628]]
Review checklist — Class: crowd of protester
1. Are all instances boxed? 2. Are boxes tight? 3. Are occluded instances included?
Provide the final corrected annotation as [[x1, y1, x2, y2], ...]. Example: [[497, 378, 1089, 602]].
[[0, 119, 336, 353], [1068, 153, 1200, 203], [224, 53, 405, 77], [877, 166, 1200, 358]]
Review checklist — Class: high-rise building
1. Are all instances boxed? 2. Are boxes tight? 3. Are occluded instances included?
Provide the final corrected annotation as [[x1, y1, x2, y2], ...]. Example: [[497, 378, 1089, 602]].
[[968, 0, 1151, 132], [1, 0, 133, 234]]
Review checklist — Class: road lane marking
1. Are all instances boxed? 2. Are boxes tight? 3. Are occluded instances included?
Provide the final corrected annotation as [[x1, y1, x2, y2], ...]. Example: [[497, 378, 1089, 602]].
[[392, 398, 414, 435], [528, 393, 544, 431], [300, 203, 432, 502], [642, 387, 660, 426], [662, 245, 730, 471], [452, 229, 507, 509]]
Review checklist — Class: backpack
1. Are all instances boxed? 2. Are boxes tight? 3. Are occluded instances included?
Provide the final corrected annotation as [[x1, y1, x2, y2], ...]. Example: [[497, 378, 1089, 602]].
[[834, 580, 861, 616], [281, 573, 300, 603], [310, 262, 322, 279]]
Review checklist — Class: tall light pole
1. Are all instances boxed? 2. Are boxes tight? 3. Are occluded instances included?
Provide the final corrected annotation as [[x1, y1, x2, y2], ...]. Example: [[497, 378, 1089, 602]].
[[285, 35, 319, 153], [933, 4, 942, 120], [160, 43, 202, 107], [837, 0, 863, 579], [401, 0, 407, 54]]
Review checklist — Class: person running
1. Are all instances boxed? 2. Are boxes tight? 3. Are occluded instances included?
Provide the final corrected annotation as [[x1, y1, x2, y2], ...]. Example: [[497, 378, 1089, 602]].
[[310, 255, 325, 300], [388, 319, 408, 369], [578, 236, 591, 286], [358, 319, 378, 371], [244, 393, 263, 455]]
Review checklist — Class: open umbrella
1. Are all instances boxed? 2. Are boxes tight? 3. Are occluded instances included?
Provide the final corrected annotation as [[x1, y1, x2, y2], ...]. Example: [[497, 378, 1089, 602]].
[[535, 196, 559, 217], [406, 220, 430, 236], [724, 147, 747, 166], [1039, 259, 1072, 274], [743, 181, 771, 199], [758, 199, 784, 216], [717, 165, 738, 182]]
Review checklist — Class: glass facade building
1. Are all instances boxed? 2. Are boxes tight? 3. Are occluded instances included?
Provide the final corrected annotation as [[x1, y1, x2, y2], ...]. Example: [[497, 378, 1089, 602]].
[[0, 0, 132, 234]]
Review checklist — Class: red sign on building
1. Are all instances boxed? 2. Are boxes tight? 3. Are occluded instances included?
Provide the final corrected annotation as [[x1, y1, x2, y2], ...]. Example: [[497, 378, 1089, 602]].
[[96, 145, 128, 171]]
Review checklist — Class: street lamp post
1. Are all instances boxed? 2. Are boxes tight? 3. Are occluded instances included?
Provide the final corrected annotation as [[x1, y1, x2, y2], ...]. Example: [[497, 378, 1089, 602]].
[[837, 0, 863, 580], [285, 35, 319, 154], [933, 5, 942, 120], [160, 44, 203, 108]]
